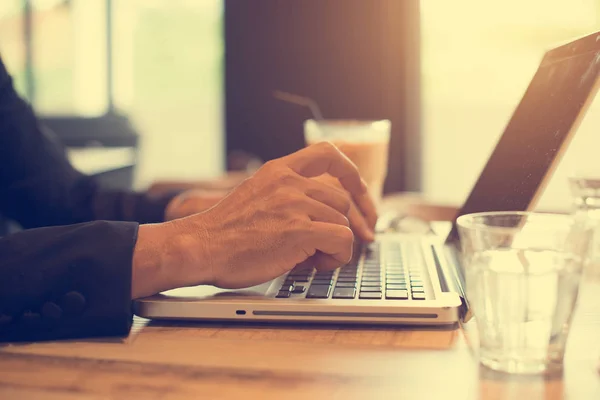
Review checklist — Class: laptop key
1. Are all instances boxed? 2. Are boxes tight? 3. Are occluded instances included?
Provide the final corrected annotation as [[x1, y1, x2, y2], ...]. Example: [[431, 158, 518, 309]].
[[362, 262, 380, 268], [306, 285, 332, 299], [359, 292, 382, 300], [362, 269, 381, 273], [386, 270, 405, 275], [360, 286, 382, 292], [386, 284, 407, 290], [386, 290, 409, 300], [386, 261, 403, 266], [386, 268, 405, 273], [386, 279, 406, 284], [335, 282, 357, 288], [276, 290, 291, 298], [312, 279, 333, 285], [339, 270, 358, 275], [362, 269, 380, 274], [361, 277, 381, 283], [362, 274, 381, 279], [332, 287, 356, 299], [279, 284, 294, 292], [412, 293, 426, 300], [292, 285, 306, 294], [360, 282, 382, 287]]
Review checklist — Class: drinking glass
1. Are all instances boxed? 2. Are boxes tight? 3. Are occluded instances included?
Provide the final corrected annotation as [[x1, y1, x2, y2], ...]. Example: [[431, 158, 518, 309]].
[[304, 119, 390, 205], [569, 177, 600, 280], [457, 211, 592, 374]]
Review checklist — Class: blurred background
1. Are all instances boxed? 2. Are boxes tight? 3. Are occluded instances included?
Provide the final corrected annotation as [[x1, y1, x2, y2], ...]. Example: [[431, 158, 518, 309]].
[[1, 0, 600, 211]]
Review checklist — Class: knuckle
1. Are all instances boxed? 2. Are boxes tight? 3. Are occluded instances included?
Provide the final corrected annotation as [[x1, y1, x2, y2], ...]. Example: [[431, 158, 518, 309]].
[[277, 172, 296, 186], [340, 193, 352, 214], [297, 216, 313, 231], [263, 159, 280, 170], [284, 217, 311, 238], [261, 159, 284, 177], [304, 185, 323, 200], [275, 188, 304, 206], [319, 142, 338, 153], [316, 140, 338, 155], [330, 209, 350, 227]]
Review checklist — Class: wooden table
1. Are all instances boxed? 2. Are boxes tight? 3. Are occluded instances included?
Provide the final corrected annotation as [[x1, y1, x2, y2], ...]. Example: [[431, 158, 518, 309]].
[[1, 197, 598, 399], [1, 279, 599, 400]]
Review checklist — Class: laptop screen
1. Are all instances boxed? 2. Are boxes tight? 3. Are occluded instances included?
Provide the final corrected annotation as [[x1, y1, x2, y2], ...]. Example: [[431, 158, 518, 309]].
[[445, 32, 600, 245]]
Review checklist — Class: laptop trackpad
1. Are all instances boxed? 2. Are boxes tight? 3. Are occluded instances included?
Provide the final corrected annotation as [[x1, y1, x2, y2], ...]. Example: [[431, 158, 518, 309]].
[[156, 282, 272, 301]]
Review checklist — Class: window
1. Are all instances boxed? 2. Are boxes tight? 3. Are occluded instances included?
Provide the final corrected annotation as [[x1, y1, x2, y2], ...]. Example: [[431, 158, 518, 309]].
[[0, 2, 27, 97], [0, 0, 109, 115], [421, 0, 600, 211], [0, 0, 224, 188], [111, 0, 225, 187]]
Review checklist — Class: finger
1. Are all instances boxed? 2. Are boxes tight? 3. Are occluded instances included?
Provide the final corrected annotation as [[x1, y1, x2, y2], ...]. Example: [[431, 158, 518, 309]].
[[304, 179, 351, 216], [312, 252, 343, 272], [306, 221, 354, 264], [348, 200, 375, 242], [304, 197, 350, 227], [283, 143, 379, 229], [354, 188, 378, 230], [307, 175, 375, 240], [283, 142, 364, 194]]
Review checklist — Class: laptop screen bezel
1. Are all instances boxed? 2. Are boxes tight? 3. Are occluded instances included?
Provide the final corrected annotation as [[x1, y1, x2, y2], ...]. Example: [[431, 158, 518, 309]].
[[443, 30, 600, 248]]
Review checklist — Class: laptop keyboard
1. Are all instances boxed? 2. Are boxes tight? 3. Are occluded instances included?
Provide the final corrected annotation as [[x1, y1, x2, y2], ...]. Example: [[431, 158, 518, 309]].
[[275, 241, 428, 300]]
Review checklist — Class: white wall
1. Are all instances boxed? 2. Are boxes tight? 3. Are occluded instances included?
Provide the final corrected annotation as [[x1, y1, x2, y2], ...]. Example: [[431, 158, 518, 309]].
[[421, 0, 600, 212]]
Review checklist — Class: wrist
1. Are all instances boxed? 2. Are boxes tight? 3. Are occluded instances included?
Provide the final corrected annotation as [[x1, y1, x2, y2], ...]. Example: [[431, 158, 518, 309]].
[[131, 218, 214, 299]]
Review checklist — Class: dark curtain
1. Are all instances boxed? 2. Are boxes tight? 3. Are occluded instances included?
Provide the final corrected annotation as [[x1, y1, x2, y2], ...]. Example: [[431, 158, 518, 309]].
[[224, 0, 421, 193]]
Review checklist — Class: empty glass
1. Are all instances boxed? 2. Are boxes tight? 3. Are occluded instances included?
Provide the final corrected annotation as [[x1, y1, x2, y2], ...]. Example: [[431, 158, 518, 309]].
[[457, 212, 592, 374], [569, 177, 600, 280]]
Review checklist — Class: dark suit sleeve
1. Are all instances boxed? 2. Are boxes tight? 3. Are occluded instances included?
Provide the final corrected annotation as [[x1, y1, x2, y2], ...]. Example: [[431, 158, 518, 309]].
[[0, 57, 174, 342], [0, 221, 137, 342], [0, 57, 174, 229]]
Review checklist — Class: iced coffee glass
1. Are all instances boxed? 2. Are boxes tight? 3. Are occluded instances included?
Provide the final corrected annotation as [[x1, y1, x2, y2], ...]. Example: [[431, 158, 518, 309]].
[[304, 119, 391, 205]]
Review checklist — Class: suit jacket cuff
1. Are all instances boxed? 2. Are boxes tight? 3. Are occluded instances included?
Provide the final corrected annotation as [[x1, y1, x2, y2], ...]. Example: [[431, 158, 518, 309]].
[[0, 220, 139, 342]]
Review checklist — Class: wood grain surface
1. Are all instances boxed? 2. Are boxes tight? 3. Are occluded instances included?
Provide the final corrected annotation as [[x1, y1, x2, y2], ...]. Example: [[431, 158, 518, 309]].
[[1, 282, 599, 400]]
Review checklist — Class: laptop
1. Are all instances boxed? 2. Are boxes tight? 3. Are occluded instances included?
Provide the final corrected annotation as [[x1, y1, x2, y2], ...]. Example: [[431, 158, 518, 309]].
[[133, 31, 600, 326]]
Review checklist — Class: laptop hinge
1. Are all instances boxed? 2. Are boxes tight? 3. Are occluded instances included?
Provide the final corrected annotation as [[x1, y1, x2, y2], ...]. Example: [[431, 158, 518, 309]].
[[430, 244, 473, 322]]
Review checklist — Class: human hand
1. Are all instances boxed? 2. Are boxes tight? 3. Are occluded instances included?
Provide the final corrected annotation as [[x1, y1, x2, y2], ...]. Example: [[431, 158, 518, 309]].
[[164, 189, 228, 221], [132, 142, 377, 297], [311, 174, 377, 241]]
